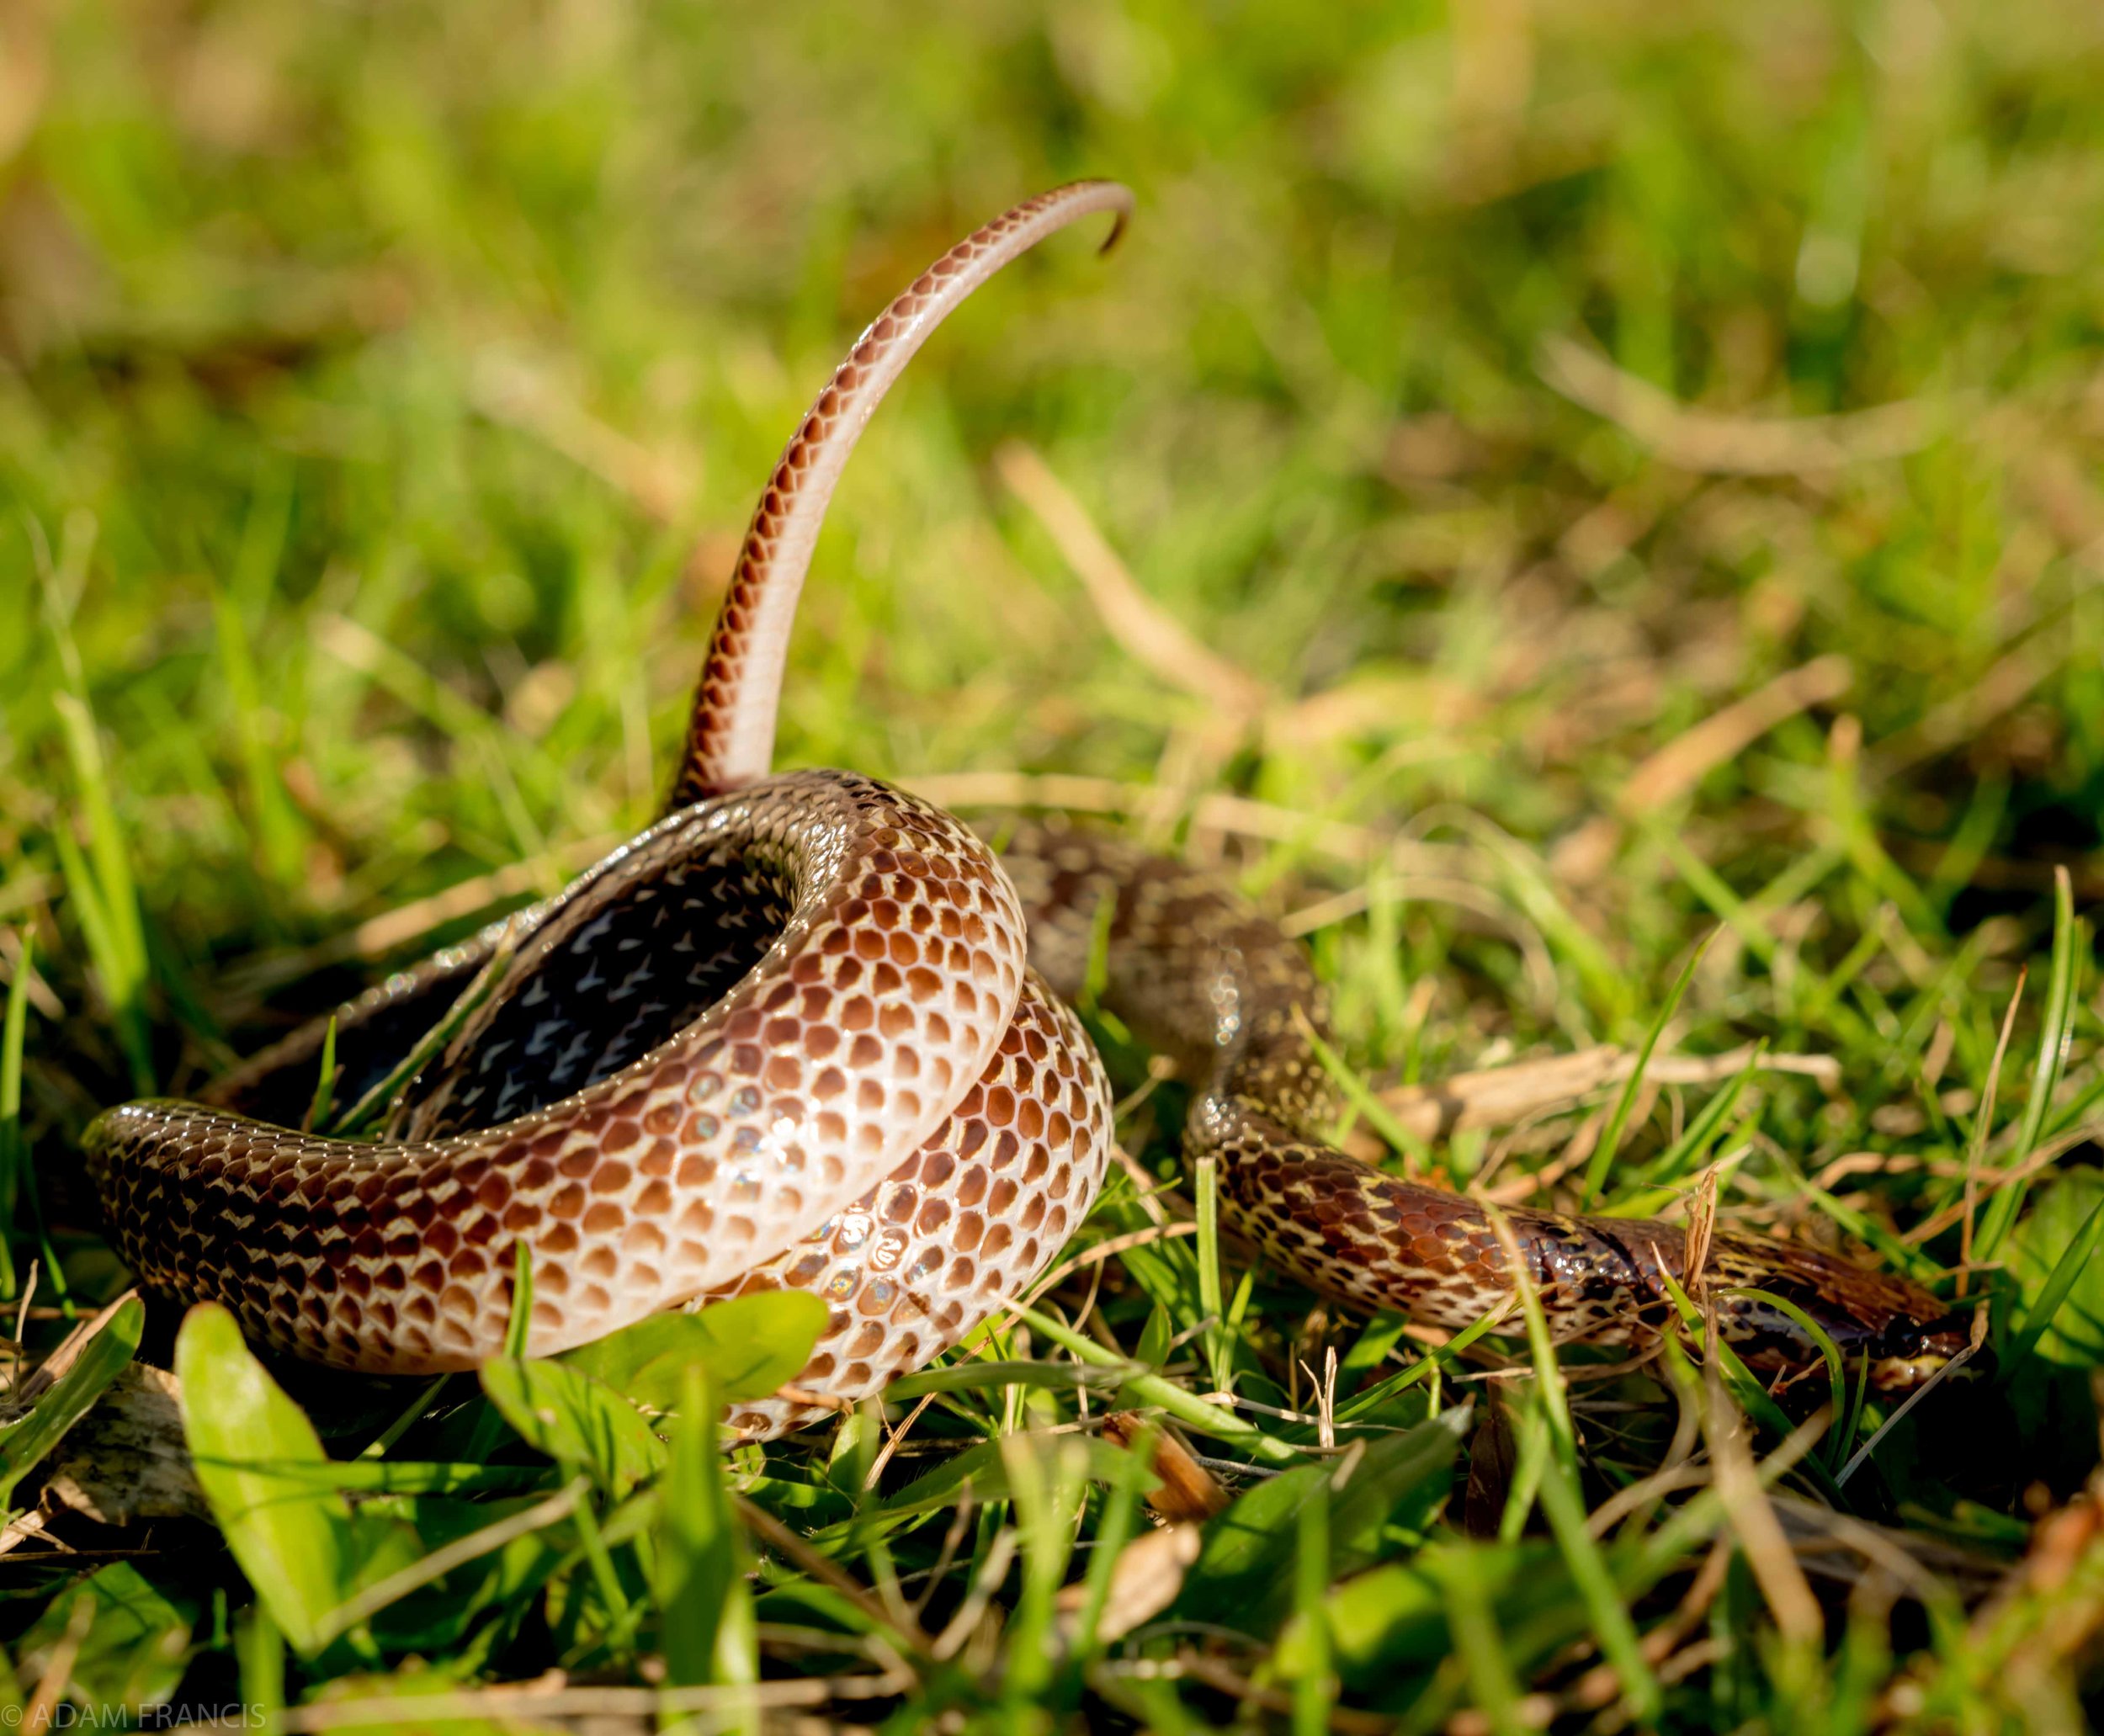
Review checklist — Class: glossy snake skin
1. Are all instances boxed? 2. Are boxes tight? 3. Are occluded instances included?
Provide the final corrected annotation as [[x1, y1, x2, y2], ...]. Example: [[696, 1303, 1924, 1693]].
[[87, 183, 1969, 1438]]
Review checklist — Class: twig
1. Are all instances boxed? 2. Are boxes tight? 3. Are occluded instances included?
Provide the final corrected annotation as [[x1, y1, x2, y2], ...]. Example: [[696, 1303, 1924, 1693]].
[[1539, 334, 1966, 475], [995, 441, 1271, 724], [1377, 1043, 1836, 1146]]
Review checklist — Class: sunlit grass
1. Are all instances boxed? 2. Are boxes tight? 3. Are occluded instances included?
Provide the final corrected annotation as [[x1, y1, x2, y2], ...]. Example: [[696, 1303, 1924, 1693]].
[[4, 0, 2104, 1727]]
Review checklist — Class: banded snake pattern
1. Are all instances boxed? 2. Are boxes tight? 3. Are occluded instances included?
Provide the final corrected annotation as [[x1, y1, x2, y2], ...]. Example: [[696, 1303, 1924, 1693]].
[[85, 181, 1971, 1441]]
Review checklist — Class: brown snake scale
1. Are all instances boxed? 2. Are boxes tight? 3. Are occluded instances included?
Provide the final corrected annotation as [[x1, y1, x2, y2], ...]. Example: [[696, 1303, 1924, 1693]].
[[86, 182, 1970, 1440]]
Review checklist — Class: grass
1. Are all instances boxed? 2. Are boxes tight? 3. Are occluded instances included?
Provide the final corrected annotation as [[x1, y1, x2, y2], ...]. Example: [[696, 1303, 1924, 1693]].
[[4, 0, 2104, 1727]]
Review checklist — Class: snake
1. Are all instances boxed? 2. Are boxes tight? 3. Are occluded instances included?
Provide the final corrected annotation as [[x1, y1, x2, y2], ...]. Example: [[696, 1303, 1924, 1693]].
[[84, 182, 1973, 1441]]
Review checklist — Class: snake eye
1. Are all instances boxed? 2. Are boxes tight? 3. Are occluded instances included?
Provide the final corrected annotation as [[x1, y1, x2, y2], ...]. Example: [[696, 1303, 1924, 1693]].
[[1867, 1311, 1986, 1393]]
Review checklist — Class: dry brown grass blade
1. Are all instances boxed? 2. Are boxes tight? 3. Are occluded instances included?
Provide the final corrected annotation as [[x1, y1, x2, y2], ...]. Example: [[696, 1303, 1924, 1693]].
[[0, 922, 62, 1020], [20, 1590, 94, 1734], [1022, 1220, 1200, 1307], [1054, 1520, 1203, 1643], [470, 348, 695, 523], [995, 440, 1272, 724], [1168, 1654, 1395, 1735], [1865, 630, 2067, 780], [284, 1671, 917, 1730], [1682, 1166, 1719, 1298], [1374, 1042, 1836, 1145], [1961, 968, 2028, 1292], [0, 3, 50, 170], [1699, 1304, 1823, 1643], [1619, 654, 1854, 814], [737, 1492, 929, 1650], [1771, 1494, 2001, 1603], [228, 836, 617, 990], [1538, 334, 1965, 475], [1101, 1412, 1230, 1521], [903, 768, 1474, 879], [865, 1393, 938, 1490], [1872, 1469, 2104, 1725], [1904, 1123, 2104, 1246], [1554, 654, 1852, 883], [3, 1287, 138, 1411]]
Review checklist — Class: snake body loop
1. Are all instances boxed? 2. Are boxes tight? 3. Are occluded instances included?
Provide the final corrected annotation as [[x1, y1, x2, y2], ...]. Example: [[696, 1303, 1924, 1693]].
[[87, 183, 1970, 1430]]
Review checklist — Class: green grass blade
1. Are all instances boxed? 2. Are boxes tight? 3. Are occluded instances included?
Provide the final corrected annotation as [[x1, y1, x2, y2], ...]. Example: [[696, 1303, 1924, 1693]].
[[1291, 1472, 1333, 1736], [0, 930, 34, 1296], [1652, 1266, 1850, 1507], [1069, 1421, 1155, 1665], [303, 1017, 339, 1135], [1582, 927, 1716, 1204], [1193, 1155, 1230, 1394], [1326, 1298, 1518, 1433], [1489, 1208, 1661, 1718], [0, 1295, 142, 1507], [503, 1239, 534, 1360], [1978, 867, 2080, 1259], [1625, 1041, 1766, 1194], [658, 1364, 757, 1712], [1431, 1546, 1530, 1736], [2000, 1192, 2104, 1377], [1714, 1287, 1848, 1468], [52, 825, 153, 1095], [212, 581, 306, 887], [1294, 1005, 1430, 1162], [1012, 1303, 1301, 1468]]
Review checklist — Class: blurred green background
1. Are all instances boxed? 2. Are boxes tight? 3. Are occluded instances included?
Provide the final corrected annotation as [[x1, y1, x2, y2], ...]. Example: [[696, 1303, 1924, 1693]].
[[7, 0, 2104, 1723], [7, 0, 2101, 1016]]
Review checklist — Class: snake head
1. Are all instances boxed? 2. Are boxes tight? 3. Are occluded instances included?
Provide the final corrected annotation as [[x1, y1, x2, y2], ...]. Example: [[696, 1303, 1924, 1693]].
[[1863, 1309, 1986, 1394]]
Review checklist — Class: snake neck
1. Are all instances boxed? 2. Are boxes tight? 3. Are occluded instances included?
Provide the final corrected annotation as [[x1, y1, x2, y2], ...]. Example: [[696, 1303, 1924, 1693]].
[[994, 818, 1340, 1132], [996, 817, 1971, 1394]]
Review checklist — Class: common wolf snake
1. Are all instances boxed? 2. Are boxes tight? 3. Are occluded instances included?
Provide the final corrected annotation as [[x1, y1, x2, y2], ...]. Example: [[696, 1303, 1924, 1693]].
[[86, 183, 1969, 1438]]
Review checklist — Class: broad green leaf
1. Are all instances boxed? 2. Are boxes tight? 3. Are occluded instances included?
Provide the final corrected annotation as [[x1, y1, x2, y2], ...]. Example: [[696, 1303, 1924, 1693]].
[[16, 1562, 192, 1712], [174, 1303, 360, 1656], [479, 1356, 666, 1497], [1174, 1410, 1466, 1632], [2007, 1171, 2104, 1367], [560, 1291, 827, 1410], [1277, 1540, 1543, 1692], [0, 1294, 142, 1506]]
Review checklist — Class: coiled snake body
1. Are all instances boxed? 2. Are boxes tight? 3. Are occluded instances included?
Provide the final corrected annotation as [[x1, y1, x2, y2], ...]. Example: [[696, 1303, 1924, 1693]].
[[86, 183, 1969, 1436]]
